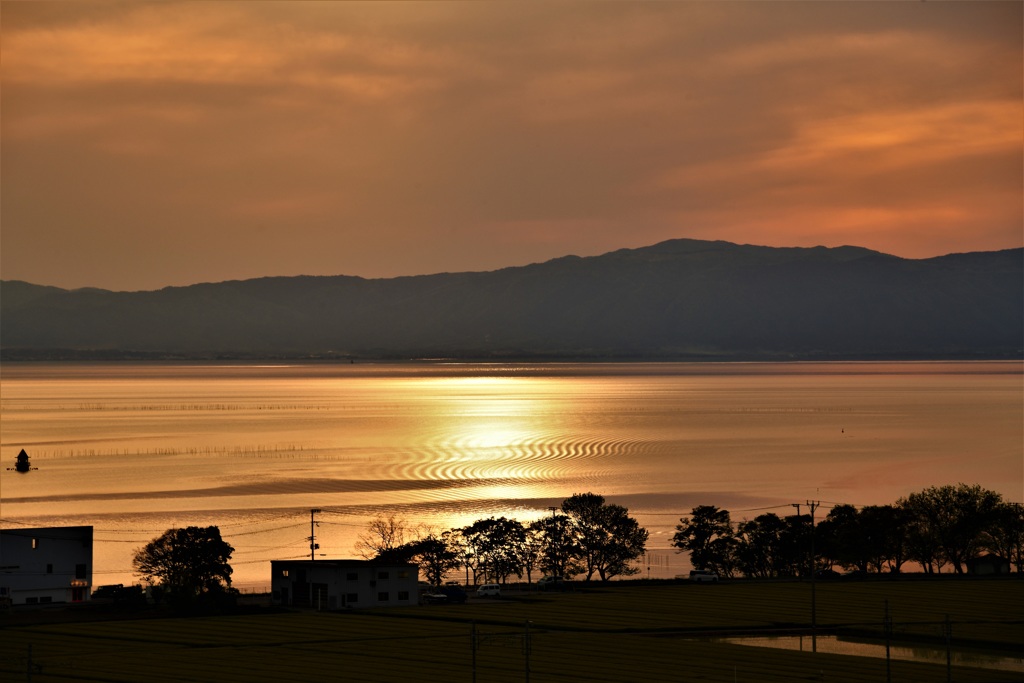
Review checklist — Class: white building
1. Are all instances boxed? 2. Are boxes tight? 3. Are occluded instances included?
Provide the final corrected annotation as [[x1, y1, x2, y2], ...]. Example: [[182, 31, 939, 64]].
[[271, 559, 418, 610], [0, 526, 94, 605]]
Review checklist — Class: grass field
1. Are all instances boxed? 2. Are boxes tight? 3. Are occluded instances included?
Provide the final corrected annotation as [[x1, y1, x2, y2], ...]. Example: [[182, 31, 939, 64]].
[[2, 578, 1021, 682]]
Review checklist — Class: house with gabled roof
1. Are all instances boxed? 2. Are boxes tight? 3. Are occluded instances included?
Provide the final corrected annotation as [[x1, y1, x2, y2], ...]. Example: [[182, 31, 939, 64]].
[[271, 559, 419, 610]]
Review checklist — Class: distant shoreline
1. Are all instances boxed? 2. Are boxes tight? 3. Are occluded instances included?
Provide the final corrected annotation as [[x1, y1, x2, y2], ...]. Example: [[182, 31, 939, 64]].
[[2, 349, 1022, 363]]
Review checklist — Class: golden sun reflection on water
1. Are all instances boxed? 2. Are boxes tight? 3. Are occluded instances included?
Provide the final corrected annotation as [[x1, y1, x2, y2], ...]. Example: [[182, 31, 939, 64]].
[[413, 376, 571, 504], [459, 422, 534, 451], [1, 361, 1020, 588]]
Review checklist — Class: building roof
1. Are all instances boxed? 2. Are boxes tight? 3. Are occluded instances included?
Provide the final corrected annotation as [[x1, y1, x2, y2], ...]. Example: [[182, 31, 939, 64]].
[[967, 553, 1009, 564], [1, 526, 94, 538], [270, 559, 416, 568]]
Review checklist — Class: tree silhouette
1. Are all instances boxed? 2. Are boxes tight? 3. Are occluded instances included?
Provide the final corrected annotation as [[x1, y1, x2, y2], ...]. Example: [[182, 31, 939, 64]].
[[673, 505, 738, 577], [818, 504, 873, 573], [460, 517, 526, 584], [133, 526, 234, 605], [562, 492, 648, 581], [901, 484, 1003, 574], [403, 533, 462, 587], [355, 514, 416, 560], [533, 513, 581, 580], [984, 501, 1024, 573], [735, 513, 790, 578]]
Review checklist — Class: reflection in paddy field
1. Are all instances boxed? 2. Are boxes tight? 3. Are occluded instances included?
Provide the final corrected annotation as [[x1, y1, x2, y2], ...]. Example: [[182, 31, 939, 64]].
[[714, 635, 1024, 673]]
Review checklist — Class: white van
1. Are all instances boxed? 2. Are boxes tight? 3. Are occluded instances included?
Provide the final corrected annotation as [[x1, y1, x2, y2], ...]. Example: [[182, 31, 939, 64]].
[[476, 583, 501, 598]]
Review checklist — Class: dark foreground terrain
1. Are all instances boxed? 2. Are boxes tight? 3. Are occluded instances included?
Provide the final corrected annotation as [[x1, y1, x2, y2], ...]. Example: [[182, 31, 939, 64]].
[[2, 578, 1022, 682]]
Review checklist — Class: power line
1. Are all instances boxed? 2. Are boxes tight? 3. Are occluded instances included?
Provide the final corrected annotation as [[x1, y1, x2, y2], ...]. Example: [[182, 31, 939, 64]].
[[225, 522, 307, 537]]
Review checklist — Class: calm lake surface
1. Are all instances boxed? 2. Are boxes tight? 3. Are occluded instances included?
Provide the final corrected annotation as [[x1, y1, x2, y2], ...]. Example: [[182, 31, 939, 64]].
[[1, 361, 1021, 589]]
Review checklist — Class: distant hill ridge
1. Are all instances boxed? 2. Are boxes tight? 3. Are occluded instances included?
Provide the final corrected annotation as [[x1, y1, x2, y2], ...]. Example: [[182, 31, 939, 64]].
[[2, 239, 1021, 360]]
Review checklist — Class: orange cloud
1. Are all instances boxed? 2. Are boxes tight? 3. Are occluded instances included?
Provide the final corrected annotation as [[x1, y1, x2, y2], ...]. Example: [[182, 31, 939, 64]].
[[1, 2, 1020, 290]]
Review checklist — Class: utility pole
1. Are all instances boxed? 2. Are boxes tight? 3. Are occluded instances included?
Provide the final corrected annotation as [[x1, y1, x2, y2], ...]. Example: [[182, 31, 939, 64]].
[[791, 503, 804, 579], [549, 506, 559, 578], [807, 499, 820, 653], [524, 620, 532, 683], [945, 614, 952, 683], [310, 508, 322, 561], [884, 599, 892, 683], [471, 621, 478, 683]]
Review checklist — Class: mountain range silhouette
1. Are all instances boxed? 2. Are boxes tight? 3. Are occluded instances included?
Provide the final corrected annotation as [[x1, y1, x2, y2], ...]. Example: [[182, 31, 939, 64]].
[[2, 239, 1021, 360]]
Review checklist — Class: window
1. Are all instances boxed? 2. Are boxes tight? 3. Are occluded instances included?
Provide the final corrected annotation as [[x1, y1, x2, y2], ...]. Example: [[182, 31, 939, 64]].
[[26, 597, 38, 604], [398, 570, 409, 579], [281, 569, 290, 577], [398, 591, 410, 601], [346, 572, 358, 581], [32, 538, 39, 550], [346, 593, 358, 603], [40, 596, 52, 604], [377, 591, 389, 602], [377, 571, 389, 580], [46, 564, 53, 574], [76, 564, 87, 579]]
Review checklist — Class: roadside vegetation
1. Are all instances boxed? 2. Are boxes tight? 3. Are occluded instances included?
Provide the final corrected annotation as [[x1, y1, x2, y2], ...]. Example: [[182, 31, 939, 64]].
[[362, 484, 1021, 589], [363, 492, 649, 586], [674, 484, 1023, 579], [118, 484, 1020, 616]]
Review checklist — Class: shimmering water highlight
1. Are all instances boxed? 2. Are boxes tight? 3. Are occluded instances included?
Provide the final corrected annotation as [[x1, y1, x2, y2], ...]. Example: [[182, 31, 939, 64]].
[[1, 361, 1020, 588]]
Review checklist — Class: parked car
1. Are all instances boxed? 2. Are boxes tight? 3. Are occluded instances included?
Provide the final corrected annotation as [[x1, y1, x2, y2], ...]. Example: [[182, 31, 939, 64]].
[[476, 583, 502, 598], [537, 575, 564, 591], [438, 585, 467, 603], [90, 583, 146, 605], [422, 592, 448, 605], [689, 570, 719, 583]]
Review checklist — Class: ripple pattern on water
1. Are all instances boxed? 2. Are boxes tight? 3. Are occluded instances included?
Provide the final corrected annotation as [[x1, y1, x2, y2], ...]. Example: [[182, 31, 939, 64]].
[[3, 361, 1020, 589], [373, 430, 663, 491]]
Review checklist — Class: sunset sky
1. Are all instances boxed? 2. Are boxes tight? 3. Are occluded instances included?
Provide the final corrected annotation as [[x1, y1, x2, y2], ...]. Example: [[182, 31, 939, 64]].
[[2, 1, 1021, 292]]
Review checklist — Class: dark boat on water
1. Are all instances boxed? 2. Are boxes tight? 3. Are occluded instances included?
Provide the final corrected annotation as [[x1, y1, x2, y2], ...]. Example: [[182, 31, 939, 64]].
[[14, 449, 32, 473]]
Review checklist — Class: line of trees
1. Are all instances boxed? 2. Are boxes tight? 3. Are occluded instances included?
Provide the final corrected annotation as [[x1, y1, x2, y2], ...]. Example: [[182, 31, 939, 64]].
[[129, 484, 1019, 603], [358, 492, 649, 586], [673, 484, 1024, 578], [128, 493, 647, 607]]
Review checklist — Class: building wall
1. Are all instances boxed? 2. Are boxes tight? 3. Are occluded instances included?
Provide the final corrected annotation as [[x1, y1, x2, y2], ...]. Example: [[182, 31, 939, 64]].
[[0, 526, 94, 605], [968, 554, 1011, 575], [271, 560, 419, 610]]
